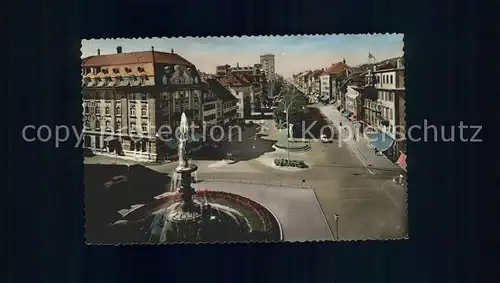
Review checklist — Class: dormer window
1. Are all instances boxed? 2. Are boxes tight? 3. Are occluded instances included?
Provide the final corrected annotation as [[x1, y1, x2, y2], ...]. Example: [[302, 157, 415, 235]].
[[124, 67, 132, 73], [102, 68, 109, 74], [112, 68, 120, 74], [137, 67, 145, 72]]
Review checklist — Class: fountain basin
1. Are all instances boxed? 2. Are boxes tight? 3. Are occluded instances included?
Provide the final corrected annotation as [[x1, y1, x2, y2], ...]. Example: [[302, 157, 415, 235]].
[[109, 190, 283, 243], [174, 164, 198, 174]]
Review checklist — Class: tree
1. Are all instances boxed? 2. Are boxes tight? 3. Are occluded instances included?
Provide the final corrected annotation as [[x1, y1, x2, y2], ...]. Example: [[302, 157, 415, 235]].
[[273, 88, 308, 128]]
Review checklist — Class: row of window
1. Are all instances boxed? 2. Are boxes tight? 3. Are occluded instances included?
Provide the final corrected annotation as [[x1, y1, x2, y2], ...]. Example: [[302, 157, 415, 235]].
[[83, 66, 146, 75], [203, 103, 216, 111], [376, 73, 394, 85], [364, 100, 381, 111], [85, 119, 149, 133], [84, 91, 150, 100], [84, 104, 148, 117], [378, 91, 395, 102], [381, 107, 394, 120], [161, 91, 201, 101]]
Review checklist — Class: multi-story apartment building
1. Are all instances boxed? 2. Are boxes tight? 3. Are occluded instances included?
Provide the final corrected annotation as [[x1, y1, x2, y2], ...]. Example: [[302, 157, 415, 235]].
[[216, 73, 254, 119], [202, 79, 238, 127], [260, 54, 275, 82], [344, 86, 361, 120], [206, 79, 238, 125], [81, 46, 205, 162], [317, 61, 350, 103], [310, 70, 323, 96], [354, 57, 405, 162]]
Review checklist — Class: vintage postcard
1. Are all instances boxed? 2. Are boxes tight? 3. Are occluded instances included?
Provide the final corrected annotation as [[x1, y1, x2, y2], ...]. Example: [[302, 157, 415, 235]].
[[82, 34, 408, 244]]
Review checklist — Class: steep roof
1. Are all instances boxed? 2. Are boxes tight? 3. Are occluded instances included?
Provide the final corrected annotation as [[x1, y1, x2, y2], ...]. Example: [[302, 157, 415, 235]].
[[82, 51, 194, 67], [321, 62, 350, 76], [207, 79, 237, 102]]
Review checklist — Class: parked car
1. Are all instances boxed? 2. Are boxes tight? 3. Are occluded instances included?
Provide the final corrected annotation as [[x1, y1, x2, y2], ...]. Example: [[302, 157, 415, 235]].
[[320, 134, 332, 143], [104, 175, 128, 188]]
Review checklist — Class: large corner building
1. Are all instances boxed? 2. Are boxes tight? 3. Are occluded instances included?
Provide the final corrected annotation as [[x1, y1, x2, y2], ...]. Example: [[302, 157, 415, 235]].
[[81, 46, 237, 162]]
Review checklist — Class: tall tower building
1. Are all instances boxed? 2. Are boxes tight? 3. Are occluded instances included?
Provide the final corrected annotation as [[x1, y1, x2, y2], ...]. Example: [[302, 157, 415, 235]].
[[260, 54, 275, 82]]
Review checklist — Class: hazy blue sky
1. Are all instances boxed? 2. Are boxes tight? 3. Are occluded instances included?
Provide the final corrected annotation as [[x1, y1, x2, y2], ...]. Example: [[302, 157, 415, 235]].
[[82, 34, 404, 78]]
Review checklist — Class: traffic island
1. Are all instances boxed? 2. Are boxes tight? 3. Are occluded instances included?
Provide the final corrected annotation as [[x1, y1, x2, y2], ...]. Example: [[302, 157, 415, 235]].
[[273, 132, 311, 152], [273, 158, 309, 169]]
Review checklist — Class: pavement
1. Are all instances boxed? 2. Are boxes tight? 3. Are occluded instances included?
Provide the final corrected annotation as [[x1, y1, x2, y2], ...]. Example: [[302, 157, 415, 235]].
[[85, 112, 408, 241], [191, 182, 334, 242]]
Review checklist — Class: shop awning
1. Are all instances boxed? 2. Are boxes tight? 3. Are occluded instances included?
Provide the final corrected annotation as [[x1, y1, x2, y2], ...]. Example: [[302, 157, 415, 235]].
[[366, 132, 394, 152], [396, 152, 407, 170]]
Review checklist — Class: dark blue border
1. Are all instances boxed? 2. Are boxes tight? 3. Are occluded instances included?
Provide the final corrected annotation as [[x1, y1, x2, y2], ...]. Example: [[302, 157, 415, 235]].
[[7, 0, 483, 282]]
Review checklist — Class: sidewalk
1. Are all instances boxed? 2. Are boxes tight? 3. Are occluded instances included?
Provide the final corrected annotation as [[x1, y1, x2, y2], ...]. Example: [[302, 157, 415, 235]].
[[317, 105, 398, 172]]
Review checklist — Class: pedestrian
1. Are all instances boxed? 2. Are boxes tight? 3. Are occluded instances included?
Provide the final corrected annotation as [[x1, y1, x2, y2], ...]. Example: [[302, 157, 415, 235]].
[[339, 121, 343, 127]]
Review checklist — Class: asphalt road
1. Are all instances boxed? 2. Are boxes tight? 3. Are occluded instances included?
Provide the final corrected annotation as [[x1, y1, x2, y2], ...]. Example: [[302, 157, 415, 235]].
[[85, 113, 408, 241]]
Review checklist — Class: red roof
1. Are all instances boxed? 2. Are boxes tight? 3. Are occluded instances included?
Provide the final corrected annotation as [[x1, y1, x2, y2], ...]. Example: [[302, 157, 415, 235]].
[[321, 62, 350, 76], [81, 51, 194, 67], [215, 73, 251, 87]]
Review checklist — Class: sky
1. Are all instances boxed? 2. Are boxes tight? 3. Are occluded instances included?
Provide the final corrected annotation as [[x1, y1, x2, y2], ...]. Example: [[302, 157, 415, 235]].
[[82, 34, 404, 78]]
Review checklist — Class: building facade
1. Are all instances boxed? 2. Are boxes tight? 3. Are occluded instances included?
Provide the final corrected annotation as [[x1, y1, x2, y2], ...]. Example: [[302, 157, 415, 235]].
[[260, 54, 275, 82], [318, 61, 350, 103], [81, 46, 205, 162]]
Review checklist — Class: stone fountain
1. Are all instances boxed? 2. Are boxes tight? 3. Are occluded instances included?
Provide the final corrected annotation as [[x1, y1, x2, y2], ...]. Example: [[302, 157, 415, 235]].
[[112, 112, 283, 243]]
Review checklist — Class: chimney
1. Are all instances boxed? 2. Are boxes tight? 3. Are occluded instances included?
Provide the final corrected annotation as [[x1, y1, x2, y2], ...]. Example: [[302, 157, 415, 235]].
[[151, 46, 155, 51], [116, 46, 122, 54], [171, 48, 174, 54], [237, 62, 239, 68], [97, 48, 101, 55], [373, 65, 377, 71], [397, 58, 403, 69], [343, 58, 346, 64]]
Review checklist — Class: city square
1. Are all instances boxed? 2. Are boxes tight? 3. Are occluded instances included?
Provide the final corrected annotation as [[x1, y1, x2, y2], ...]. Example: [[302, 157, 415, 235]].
[[82, 35, 408, 244]]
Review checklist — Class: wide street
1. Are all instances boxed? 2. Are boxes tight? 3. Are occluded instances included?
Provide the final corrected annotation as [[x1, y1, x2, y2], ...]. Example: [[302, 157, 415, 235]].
[[85, 106, 408, 241]]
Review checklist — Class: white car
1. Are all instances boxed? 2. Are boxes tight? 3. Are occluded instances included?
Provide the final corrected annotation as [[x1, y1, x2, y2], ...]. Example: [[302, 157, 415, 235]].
[[104, 175, 128, 188], [320, 134, 332, 143]]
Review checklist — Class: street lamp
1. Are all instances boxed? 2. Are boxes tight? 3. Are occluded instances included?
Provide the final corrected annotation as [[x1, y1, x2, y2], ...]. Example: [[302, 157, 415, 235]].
[[333, 214, 340, 241]]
